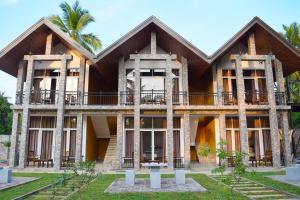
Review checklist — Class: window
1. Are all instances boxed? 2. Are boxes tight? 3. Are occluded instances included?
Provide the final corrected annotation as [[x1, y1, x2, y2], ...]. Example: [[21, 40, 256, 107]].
[[140, 117, 167, 129], [126, 69, 135, 93], [225, 116, 240, 153], [222, 70, 237, 105], [66, 69, 79, 92], [140, 69, 165, 91]]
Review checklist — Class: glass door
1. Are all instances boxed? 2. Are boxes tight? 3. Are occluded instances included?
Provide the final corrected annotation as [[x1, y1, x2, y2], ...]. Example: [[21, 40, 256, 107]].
[[154, 131, 166, 163], [140, 131, 152, 162]]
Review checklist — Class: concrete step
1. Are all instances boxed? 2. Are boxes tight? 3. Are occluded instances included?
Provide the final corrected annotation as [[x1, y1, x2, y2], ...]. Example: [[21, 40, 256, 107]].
[[249, 193, 289, 198]]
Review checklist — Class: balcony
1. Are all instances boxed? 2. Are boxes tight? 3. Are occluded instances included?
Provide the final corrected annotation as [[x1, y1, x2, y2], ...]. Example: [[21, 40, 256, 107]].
[[189, 93, 218, 105], [140, 90, 166, 105], [222, 92, 238, 105], [83, 92, 118, 105], [245, 90, 268, 105], [172, 91, 187, 105], [15, 91, 24, 105], [65, 91, 80, 105], [275, 92, 287, 105], [120, 91, 134, 105], [30, 90, 58, 105]]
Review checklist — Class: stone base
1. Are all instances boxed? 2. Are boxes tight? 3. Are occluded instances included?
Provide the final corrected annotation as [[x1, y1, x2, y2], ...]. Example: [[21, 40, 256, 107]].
[[150, 168, 161, 188], [0, 168, 12, 184], [285, 164, 300, 181], [125, 170, 135, 186], [175, 169, 186, 184], [105, 178, 207, 193]]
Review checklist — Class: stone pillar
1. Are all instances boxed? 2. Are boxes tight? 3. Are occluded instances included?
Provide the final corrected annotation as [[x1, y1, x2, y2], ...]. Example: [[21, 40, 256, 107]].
[[151, 31, 156, 54], [281, 111, 292, 166], [45, 33, 53, 55], [212, 64, 218, 104], [235, 56, 249, 163], [248, 33, 256, 55], [9, 111, 19, 167], [116, 113, 123, 169], [18, 57, 34, 168], [274, 59, 285, 92], [183, 113, 191, 168], [16, 60, 26, 104], [265, 56, 281, 168], [219, 114, 226, 141], [118, 57, 125, 105], [133, 58, 140, 169], [166, 57, 173, 168], [216, 63, 223, 105], [54, 57, 68, 170], [181, 57, 189, 105], [78, 57, 85, 105], [75, 113, 83, 163]]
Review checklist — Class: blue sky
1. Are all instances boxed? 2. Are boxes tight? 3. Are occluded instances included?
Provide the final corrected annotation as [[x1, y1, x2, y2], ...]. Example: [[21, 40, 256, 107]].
[[0, 0, 300, 102]]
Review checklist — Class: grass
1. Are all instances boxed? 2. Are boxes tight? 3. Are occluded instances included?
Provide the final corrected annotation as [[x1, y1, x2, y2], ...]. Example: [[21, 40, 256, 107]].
[[68, 174, 248, 200], [1, 171, 299, 200], [244, 170, 300, 196], [0, 172, 60, 200]]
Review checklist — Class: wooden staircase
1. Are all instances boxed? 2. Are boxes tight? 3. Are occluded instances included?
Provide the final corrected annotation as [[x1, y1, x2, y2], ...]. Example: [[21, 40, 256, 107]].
[[102, 135, 118, 169]]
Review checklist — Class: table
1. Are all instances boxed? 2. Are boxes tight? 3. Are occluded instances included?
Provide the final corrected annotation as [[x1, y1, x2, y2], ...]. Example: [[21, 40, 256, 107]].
[[141, 162, 168, 189]]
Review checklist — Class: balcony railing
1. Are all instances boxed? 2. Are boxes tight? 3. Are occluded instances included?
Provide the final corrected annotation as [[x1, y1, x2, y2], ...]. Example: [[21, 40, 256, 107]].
[[65, 91, 80, 105], [172, 91, 188, 105], [222, 92, 238, 105], [30, 90, 58, 104], [122, 153, 134, 168], [245, 90, 268, 105], [189, 93, 218, 105], [140, 90, 166, 105], [83, 92, 118, 105], [275, 92, 287, 105], [120, 91, 134, 105]]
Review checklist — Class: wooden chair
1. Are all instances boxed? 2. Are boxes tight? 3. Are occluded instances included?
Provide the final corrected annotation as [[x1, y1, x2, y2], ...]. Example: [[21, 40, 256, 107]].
[[259, 151, 273, 166], [27, 151, 40, 167], [227, 156, 235, 167]]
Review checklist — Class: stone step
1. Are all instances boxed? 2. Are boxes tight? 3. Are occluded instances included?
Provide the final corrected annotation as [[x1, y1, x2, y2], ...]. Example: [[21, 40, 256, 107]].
[[234, 186, 266, 190], [242, 190, 278, 194], [249, 193, 289, 199]]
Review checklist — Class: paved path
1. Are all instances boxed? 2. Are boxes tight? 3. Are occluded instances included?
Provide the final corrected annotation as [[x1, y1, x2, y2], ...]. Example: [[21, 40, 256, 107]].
[[211, 175, 300, 200]]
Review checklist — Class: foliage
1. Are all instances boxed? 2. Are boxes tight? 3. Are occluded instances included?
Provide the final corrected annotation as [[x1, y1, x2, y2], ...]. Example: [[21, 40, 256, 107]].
[[212, 139, 229, 176], [197, 143, 212, 158], [231, 151, 248, 183], [280, 22, 300, 49], [0, 92, 12, 135], [49, 1, 102, 53], [2, 140, 11, 148]]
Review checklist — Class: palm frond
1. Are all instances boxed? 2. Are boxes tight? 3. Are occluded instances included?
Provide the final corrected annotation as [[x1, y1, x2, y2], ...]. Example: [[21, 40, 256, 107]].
[[49, 15, 69, 33], [81, 33, 102, 51], [77, 13, 94, 32]]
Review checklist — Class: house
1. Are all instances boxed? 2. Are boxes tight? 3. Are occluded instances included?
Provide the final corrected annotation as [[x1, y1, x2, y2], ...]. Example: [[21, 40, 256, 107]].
[[0, 16, 299, 170]]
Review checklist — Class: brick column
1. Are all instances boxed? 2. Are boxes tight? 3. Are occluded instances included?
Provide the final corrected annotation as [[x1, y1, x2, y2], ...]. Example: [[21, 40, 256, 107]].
[[18, 57, 34, 168], [166, 57, 173, 168], [78, 57, 85, 105], [265, 56, 281, 167], [183, 112, 191, 168], [54, 57, 68, 170], [116, 113, 123, 169], [75, 113, 83, 163], [235, 56, 249, 163], [181, 57, 189, 105], [118, 57, 125, 105], [133, 58, 140, 169], [216, 63, 223, 105], [281, 111, 292, 166], [9, 111, 19, 167]]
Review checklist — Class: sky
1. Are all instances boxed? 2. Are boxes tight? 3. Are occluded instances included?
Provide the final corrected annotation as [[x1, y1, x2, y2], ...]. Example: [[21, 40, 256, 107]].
[[0, 0, 300, 103]]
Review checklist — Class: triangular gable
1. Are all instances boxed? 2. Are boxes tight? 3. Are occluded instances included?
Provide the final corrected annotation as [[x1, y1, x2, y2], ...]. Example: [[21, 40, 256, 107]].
[[95, 16, 209, 63]]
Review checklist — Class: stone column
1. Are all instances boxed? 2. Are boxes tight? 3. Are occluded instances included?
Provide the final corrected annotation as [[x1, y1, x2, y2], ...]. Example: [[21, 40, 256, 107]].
[[181, 57, 189, 105], [18, 57, 34, 168], [9, 111, 19, 167], [75, 113, 83, 163], [133, 58, 140, 169], [235, 56, 249, 163], [166, 57, 174, 168], [274, 59, 285, 92], [116, 113, 123, 169], [212, 64, 218, 105], [281, 111, 292, 166], [216, 63, 223, 105], [54, 57, 68, 170], [16, 60, 26, 104], [183, 113, 191, 168], [265, 56, 281, 168], [118, 57, 125, 105], [247, 33, 256, 55], [219, 114, 226, 141], [78, 57, 85, 105]]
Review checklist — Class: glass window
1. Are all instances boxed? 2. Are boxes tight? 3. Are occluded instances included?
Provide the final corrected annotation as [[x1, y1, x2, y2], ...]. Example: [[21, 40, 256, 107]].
[[30, 116, 41, 128], [173, 117, 181, 128], [42, 116, 56, 128], [247, 116, 268, 128], [124, 117, 134, 129], [153, 117, 167, 128], [260, 117, 270, 128], [225, 117, 239, 128], [223, 70, 236, 77], [140, 117, 152, 129]]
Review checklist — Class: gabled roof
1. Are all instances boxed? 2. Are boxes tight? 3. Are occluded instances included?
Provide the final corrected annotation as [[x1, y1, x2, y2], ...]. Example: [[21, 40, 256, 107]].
[[94, 16, 209, 63], [0, 17, 95, 76]]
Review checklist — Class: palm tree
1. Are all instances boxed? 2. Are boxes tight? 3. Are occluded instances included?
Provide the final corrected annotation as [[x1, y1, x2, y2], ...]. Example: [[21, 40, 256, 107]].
[[280, 22, 300, 49], [49, 1, 101, 53]]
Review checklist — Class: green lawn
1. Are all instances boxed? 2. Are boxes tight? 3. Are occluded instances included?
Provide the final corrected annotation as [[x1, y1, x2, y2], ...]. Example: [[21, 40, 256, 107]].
[[68, 174, 248, 200], [1, 171, 299, 200], [244, 171, 300, 196], [0, 173, 60, 200]]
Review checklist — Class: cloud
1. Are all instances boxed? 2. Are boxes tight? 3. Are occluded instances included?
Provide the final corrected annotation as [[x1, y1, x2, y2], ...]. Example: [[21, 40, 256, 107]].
[[0, 0, 19, 5]]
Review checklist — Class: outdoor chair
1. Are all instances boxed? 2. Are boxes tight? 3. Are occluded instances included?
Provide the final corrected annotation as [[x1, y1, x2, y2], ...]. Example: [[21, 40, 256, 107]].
[[27, 151, 40, 167], [259, 151, 273, 166]]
